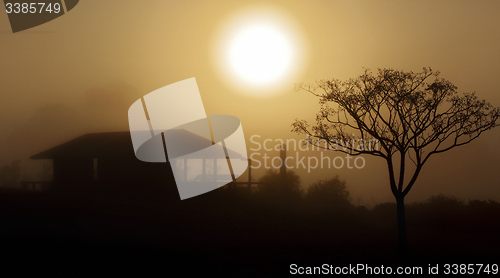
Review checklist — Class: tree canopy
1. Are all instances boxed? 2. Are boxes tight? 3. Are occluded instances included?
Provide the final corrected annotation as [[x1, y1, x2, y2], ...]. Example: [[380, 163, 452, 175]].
[[292, 68, 500, 198]]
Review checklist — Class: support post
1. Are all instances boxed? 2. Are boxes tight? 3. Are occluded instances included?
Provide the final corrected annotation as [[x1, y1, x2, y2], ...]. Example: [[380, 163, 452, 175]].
[[280, 144, 286, 186], [247, 158, 252, 193], [202, 158, 206, 182], [184, 159, 188, 181], [213, 158, 217, 181]]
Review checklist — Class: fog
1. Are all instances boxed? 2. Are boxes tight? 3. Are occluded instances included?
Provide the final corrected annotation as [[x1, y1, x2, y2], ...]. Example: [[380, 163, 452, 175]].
[[1, 0, 499, 204]]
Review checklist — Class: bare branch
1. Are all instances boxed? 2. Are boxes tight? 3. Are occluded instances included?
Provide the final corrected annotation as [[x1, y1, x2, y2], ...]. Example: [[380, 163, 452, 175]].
[[292, 67, 500, 198]]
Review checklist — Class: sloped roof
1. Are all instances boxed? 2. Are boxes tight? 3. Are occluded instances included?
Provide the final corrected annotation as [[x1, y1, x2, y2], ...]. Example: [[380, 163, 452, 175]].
[[31, 132, 136, 159], [31, 130, 243, 160]]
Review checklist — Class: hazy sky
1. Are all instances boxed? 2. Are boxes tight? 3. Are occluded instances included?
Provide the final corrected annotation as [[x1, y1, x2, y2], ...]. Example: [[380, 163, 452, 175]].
[[1, 0, 499, 205]]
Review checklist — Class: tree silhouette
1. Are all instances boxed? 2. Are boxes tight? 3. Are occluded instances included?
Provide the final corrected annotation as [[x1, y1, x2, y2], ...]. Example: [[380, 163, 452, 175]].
[[292, 68, 500, 256], [256, 169, 302, 206], [306, 175, 353, 211]]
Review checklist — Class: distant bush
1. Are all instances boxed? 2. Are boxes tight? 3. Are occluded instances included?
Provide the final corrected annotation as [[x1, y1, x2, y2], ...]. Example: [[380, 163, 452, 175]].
[[255, 169, 302, 206], [372, 202, 396, 214], [404, 194, 500, 232], [426, 194, 465, 208], [467, 199, 500, 211], [305, 175, 354, 211]]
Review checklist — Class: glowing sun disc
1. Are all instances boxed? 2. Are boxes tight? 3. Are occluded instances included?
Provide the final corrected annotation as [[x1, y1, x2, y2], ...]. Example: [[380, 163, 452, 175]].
[[227, 24, 294, 85]]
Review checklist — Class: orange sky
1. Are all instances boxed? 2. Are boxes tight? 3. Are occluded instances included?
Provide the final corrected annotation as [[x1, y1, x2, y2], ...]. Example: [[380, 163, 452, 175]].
[[1, 0, 499, 205]]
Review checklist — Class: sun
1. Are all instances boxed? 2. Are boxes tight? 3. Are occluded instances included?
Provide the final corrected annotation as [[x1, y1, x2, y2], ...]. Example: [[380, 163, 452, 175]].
[[213, 6, 306, 95], [228, 24, 293, 85]]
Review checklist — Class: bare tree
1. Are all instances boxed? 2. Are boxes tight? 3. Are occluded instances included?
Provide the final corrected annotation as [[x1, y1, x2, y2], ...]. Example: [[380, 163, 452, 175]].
[[292, 68, 500, 256]]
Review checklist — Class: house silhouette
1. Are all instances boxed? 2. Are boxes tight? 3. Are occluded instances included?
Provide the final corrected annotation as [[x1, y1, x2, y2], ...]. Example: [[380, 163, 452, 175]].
[[30, 131, 176, 199], [30, 130, 244, 200]]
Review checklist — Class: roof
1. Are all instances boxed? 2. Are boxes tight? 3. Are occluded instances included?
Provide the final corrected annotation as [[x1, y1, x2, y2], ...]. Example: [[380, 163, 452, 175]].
[[31, 132, 136, 159], [31, 130, 244, 160]]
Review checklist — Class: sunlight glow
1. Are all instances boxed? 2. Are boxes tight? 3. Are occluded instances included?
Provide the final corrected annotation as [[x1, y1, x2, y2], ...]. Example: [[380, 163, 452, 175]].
[[228, 24, 293, 85], [213, 6, 307, 96]]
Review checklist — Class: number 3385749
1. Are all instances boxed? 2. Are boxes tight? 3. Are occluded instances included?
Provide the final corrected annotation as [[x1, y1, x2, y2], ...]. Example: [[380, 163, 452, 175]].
[[5, 3, 62, 14]]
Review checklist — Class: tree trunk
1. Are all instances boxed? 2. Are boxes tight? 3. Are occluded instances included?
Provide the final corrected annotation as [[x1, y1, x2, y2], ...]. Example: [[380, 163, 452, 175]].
[[396, 195, 408, 258]]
